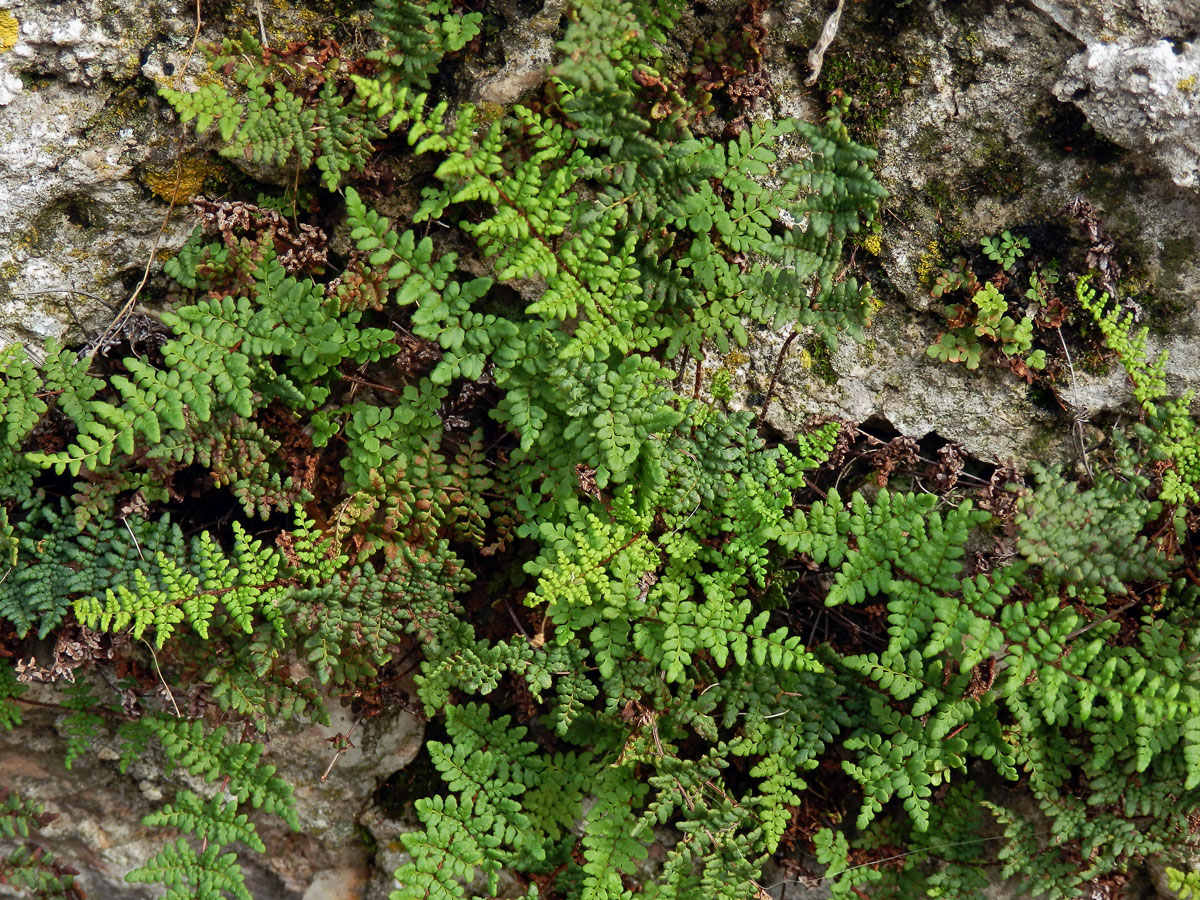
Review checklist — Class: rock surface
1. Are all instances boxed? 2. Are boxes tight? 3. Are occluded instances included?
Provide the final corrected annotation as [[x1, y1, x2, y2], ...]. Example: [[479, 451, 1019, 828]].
[[0, 0, 199, 348], [0, 681, 422, 899], [716, 0, 1200, 464], [0, 0, 370, 348]]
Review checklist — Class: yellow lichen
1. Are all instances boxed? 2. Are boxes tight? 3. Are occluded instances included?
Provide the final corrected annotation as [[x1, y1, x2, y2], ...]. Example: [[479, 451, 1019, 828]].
[[142, 157, 220, 203], [1178, 76, 1197, 93], [864, 293, 884, 327], [915, 239, 942, 286], [0, 11, 19, 54], [862, 338, 878, 365], [861, 232, 882, 256], [723, 349, 749, 367]]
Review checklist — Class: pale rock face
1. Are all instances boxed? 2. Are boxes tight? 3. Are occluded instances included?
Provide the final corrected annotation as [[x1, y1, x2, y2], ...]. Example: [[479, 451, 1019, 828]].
[[1056, 39, 1200, 190], [0, 683, 424, 900], [1024, 0, 1198, 46], [0, 0, 195, 349], [468, 0, 564, 105]]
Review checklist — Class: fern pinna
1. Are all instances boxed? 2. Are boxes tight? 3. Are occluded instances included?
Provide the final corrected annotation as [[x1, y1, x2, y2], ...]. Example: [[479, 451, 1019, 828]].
[[0, 788, 81, 900], [3, 0, 1200, 897]]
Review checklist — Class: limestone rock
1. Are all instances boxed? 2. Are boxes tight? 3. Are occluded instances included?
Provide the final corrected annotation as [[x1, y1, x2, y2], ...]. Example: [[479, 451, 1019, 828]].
[[0, 681, 422, 900], [0, 0, 372, 348], [1024, 0, 1198, 46], [466, 0, 564, 106], [0, 0, 196, 348], [1056, 39, 1200, 190]]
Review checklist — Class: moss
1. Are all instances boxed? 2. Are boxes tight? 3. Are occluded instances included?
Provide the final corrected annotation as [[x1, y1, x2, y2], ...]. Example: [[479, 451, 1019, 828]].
[[911, 124, 942, 157], [811, 8, 927, 143], [1075, 168, 1143, 219], [18, 71, 54, 92], [1077, 346, 1113, 377], [217, 0, 369, 45], [478, 101, 508, 124], [966, 135, 1031, 200], [80, 86, 153, 144], [922, 179, 958, 223], [1158, 235, 1198, 292], [802, 338, 838, 386], [141, 156, 223, 203], [1025, 426, 1056, 458], [1112, 235, 1197, 332], [915, 239, 943, 286]]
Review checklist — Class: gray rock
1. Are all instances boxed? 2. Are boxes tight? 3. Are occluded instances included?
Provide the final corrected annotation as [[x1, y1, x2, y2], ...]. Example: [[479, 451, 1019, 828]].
[[731, 309, 1070, 464], [0, 0, 376, 349], [1056, 39, 1200, 190], [0, 0, 196, 348], [1024, 0, 1198, 46], [467, 0, 564, 106]]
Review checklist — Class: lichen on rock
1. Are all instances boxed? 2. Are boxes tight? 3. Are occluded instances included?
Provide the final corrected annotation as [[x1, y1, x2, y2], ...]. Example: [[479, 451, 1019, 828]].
[[0, 10, 19, 56]]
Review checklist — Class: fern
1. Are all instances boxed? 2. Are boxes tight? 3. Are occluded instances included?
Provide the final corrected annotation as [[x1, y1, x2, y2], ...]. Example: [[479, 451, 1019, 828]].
[[74, 520, 287, 646], [283, 538, 471, 684], [1079, 275, 1200, 508], [0, 498, 188, 639], [126, 839, 254, 900], [162, 30, 384, 192], [59, 677, 104, 771], [1168, 867, 1200, 900], [0, 662, 24, 732], [1016, 459, 1170, 594], [128, 712, 302, 898], [0, 789, 80, 900], [10, 0, 1200, 898]]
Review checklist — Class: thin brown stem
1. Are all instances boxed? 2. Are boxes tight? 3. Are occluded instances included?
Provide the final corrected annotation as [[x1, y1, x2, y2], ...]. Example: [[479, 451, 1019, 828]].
[[339, 373, 402, 394], [320, 715, 364, 783], [762, 330, 799, 423]]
